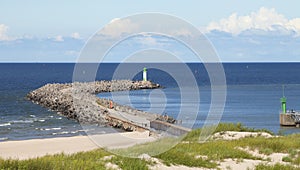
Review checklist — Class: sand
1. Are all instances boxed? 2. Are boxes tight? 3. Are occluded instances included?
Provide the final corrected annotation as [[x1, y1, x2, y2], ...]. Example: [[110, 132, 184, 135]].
[[0, 131, 155, 160], [0, 136, 97, 160], [211, 131, 273, 140]]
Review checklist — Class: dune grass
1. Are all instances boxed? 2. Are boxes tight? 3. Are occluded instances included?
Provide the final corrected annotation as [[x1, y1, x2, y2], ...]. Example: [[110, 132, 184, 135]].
[[155, 140, 260, 168], [110, 156, 149, 170], [0, 149, 110, 170], [113, 123, 275, 168], [111, 136, 182, 158], [153, 123, 300, 168], [0, 148, 152, 170], [183, 122, 273, 142], [1, 123, 300, 170], [163, 134, 300, 168], [237, 134, 300, 155], [255, 163, 299, 170]]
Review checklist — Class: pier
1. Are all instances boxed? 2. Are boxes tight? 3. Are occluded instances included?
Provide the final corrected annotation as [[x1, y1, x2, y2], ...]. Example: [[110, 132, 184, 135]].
[[279, 94, 300, 127], [280, 112, 300, 127], [27, 80, 191, 136]]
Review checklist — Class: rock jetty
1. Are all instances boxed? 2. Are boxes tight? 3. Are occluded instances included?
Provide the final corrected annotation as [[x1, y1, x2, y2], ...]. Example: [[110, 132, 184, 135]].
[[26, 80, 161, 126]]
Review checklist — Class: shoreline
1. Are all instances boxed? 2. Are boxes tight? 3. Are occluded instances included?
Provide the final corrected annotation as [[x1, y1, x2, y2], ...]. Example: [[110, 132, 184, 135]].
[[0, 131, 155, 160], [0, 129, 274, 160]]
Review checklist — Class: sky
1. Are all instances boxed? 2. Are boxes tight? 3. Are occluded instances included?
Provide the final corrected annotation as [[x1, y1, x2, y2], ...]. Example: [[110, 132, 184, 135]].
[[1, 0, 300, 62]]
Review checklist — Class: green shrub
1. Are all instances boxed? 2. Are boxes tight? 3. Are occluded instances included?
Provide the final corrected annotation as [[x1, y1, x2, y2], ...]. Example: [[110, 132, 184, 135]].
[[110, 157, 149, 170], [282, 156, 293, 162]]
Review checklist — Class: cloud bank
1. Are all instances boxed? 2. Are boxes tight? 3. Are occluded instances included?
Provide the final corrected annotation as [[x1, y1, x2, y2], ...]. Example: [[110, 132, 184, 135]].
[[1, 8, 300, 62], [99, 18, 139, 38], [206, 7, 300, 36]]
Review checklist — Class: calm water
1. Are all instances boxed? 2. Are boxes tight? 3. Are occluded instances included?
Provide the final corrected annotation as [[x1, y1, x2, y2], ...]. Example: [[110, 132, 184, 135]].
[[1, 63, 300, 141]]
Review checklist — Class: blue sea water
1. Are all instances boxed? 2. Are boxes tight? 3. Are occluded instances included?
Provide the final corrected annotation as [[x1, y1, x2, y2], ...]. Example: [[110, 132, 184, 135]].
[[1, 63, 300, 141]]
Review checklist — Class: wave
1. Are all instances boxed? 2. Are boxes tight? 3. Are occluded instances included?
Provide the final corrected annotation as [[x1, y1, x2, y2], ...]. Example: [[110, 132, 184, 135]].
[[10, 120, 34, 124], [0, 123, 11, 127], [43, 127, 62, 131], [52, 130, 80, 135], [0, 137, 8, 141], [10, 118, 46, 124], [51, 129, 87, 135]]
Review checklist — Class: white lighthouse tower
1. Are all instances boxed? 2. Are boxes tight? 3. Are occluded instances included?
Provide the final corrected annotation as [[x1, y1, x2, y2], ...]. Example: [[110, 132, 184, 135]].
[[143, 67, 147, 81]]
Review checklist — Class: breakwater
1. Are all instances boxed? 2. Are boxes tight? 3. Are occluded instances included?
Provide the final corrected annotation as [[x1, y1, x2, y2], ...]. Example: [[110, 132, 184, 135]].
[[27, 80, 191, 136], [26, 80, 160, 124]]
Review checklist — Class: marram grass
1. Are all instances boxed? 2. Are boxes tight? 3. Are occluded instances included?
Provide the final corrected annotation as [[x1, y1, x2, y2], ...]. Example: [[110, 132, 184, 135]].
[[255, 163, 299, 170]]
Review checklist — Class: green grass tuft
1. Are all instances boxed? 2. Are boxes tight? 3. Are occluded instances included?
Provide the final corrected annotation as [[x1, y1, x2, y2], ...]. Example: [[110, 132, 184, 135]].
[[255, 163, 298, 170], [110, 156, 149, 170], [155, 140, 259, 168], [259, 148, 274, 155], [112, 137, 181, 157], [282, 156, 293, 163], [0, 151, 109, 170]]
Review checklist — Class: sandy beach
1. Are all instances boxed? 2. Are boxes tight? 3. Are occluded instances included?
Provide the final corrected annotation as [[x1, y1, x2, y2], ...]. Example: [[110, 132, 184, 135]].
[[1, 130, 299, 170], [0, 131, 155, 160]]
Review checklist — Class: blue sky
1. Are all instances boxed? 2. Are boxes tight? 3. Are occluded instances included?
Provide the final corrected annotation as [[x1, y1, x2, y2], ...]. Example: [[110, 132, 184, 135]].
[[1, 1, 300, 62]]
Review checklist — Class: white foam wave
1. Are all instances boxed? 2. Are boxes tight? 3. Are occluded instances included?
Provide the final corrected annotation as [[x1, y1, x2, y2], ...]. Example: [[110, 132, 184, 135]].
[[0, 123, 11, 127], [0, 137, 8, 141], [11, 120, 34, 124], [43, 127, 62, 131], [52, 131, 79, 135]]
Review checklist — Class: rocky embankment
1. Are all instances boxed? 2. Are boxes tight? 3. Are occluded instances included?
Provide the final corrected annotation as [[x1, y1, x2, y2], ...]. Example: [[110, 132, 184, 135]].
[[26, 80, 160, 125]]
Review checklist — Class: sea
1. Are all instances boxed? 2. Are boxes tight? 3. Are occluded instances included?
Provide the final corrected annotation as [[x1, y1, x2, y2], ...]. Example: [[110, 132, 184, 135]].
[[1, 63, 300, 141]]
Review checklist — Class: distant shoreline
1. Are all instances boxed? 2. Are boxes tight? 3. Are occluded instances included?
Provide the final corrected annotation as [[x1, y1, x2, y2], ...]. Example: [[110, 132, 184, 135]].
[[2, 62, 300, 64]]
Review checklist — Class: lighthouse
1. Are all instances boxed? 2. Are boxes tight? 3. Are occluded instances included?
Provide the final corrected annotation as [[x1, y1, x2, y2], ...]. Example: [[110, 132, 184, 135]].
[[281, 85, 286, 114], [281, 97, 286, 114], [143, 67, 147, 81]]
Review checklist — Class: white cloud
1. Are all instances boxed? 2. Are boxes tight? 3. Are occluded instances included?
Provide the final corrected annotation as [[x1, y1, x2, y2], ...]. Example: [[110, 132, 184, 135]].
[[64, 50, 79, 56], [287, 18, 300, 32], [206, 7, 300, 35], [134, 33, 171, 47], [171, 29, 193, 37], [71, 32, 81, 39], [98, 18, 139, 38], [142, 37, 157, 45], [0, 24, 11, 41], [53, 35, 64, 42]]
